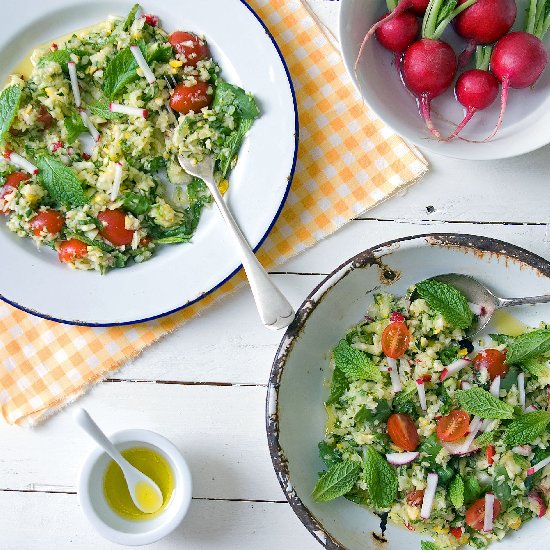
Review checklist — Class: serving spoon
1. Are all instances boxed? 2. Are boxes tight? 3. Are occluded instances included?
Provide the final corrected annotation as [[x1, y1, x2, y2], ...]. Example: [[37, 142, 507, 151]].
[[434, 273, 550, 336], [74, 408, 163, 514]]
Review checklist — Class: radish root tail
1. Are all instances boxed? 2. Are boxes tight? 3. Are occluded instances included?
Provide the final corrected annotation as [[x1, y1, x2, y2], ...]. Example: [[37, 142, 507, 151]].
[[483, 77, 508, 142], [420, 95, 441, 139], [442, 107, 477, 141]]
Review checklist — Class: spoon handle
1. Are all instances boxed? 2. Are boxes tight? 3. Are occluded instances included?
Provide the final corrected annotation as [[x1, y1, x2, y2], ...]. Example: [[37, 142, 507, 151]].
[[74, 408, 126, 465], [498, 295, 550, 308]]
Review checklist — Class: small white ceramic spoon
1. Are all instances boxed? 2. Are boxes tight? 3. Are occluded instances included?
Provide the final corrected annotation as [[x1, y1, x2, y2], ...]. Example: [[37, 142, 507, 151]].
[[74, 408, 163, 514]]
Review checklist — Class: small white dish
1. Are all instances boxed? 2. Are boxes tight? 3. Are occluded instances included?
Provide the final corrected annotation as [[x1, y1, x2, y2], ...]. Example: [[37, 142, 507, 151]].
[[78, 429, 192, 546], [339, 0, 550, 160]]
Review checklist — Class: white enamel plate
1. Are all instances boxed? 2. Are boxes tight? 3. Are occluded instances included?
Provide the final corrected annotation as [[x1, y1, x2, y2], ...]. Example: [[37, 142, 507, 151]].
[[0, 0, 297, 325]]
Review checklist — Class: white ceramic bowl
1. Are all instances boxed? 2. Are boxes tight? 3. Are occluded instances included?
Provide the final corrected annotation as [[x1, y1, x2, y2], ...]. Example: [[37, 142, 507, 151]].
[[339, 0, 550, 160], [267, 234, 550, 549], [78, 429, 192, 546]]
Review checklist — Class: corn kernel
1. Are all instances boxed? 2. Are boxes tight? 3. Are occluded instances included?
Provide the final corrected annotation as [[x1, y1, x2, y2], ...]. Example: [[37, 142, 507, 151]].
[[433, 526, 449, 534], [458, 348, 468, 357], [169, 59, 183, 68], [508, 516, 521, 530], [218, 179, 229, 195]]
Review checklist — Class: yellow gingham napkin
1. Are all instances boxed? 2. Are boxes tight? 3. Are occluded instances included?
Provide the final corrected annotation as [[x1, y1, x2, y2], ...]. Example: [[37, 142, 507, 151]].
[[0, 0, 428, 425]]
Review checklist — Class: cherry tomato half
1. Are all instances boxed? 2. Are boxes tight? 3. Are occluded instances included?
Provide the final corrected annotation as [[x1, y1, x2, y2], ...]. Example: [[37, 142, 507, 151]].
[[450, 526, 463, 540], [406, 490, 424, 507], [465, 497, 501, 530], [97, 209, 135, 247], [58, 239, 88, 263], [31, 209, 64, 236], [37, 105, 54, 129], [436, 410, 470, 442], [487, 444, 495, 465], [473, 348, 508, 380], [168, 31, 210, 66], [387, 413, 419, 451], [381, 321, 411, 358], [169, 81, 212, 114], [0, 172, 30, 212]]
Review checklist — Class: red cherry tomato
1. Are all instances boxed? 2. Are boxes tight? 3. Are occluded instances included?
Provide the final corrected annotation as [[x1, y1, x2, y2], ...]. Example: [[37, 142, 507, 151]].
[[390, 311, 405, 323], [37, 105, 54, 129], [381, 321, 411, 358], [97, 209, 135, 247], [436, 410, 470, 442], [31, 209, 64, 236], [473, 348, 509, 380], [0, 172, 30, 212], [168, 31, 210, 66], [58, 239, 88, 263], [487, 444, 495, 465], [169, 82, 212, 114], [387, 413, 419, 451], [450, 526, 463, 540], [406, 490, 424, 507], [466, 497, 501, 530]]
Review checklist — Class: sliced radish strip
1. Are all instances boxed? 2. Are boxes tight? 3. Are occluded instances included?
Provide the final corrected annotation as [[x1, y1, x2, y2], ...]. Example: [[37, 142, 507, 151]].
[[109, 102, 149, 118], [525, 405, 538, 412], [440, 358, 471, 381], [4, 151, 38, 174], [480, 418, 492, 432], [387, 357, 402, 392], [461, 380, 472, 390], [79, 109, 100, 142], [518, 372, 526, 410], [459, 415, 482, 454], [399, 357, 410, 372], [67, 62, 81, 108], [442, 440, 480, 456], [130, 45, 156, 84], [512, 445, 532, 456], [484, 493, 495, 531], [420, 472, 438, 519], [489, 375, 501, 398], [416, 379, 427, 411], [469, 302, 485, 315], [528, 455, 550, 476], [110, 162, 123, 202], [386, 451, 419, 465], [528, 493, 547, 518]]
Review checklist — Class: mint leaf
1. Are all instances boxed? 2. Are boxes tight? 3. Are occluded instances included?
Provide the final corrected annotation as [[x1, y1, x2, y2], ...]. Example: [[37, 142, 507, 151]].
[[363, 446, 398, 509], [36, 155, 88, 207], [490, 333, 515, 345], [456, 387, 514, 419], [474, 431, 496, 447], [318, 441, 341, 469], [97, 3, 140, 49], [506, 329, 550, 364], [103, 47, 139, 99], [464, 476, 482, 505], [415, 279, 473, 329], [500, 365, 519, 391], [212, 81, 260, 120], [312, 460, 360, 502], [333, 340, 381, 382], [37, 48, 89, 70], [503, 411, 550, 446], [522, 357, 550, 378], [421, 542, 441, 550], [492, 464, 511, 505], [449, 474, 464, 509], [0, 85, 22, 141], [64, 114, 88, 144], [122, 191, 151, 216], [89, 99, 124, 120], [326, 366, 349, 406], [345, 486, 371, 505]]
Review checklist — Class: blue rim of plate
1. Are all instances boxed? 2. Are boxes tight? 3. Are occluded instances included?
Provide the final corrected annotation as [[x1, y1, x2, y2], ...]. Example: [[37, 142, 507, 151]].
[[0, 0, 299, 327]]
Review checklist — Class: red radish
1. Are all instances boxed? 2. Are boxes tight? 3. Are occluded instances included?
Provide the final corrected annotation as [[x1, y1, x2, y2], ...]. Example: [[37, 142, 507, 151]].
[[387, 357, 402, 392], [453, 0, 517, 67], [528, 492, 547, 517], [402, 0, 477, 138], [442, 439, 480, 455], [416, 378, 427, 411], [420, 472, 439, 519], [458, 415, 482, 454], [386, 451, 420, 465], [528, 454, 550, 476], [443, 46, 499, 140], [440, 358, 471, 381], [484, 492, 495, 531]]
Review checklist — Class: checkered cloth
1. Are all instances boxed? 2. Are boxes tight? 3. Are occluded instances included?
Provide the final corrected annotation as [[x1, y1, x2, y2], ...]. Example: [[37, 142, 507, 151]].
[[0, 0, 428, 425]]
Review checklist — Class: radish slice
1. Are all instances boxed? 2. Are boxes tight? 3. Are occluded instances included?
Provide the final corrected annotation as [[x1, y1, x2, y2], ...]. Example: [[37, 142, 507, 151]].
[[4, 151, 38, 174], [528, 493, 547, 518], [399, 357, 410, 373], [440, 358, 471, 381], [525, 405, 538, 412], [489, 375, 501, 398], [387, 357, 402, 392], [386, 451, 419, 465], [518, 372, 526, 410], [79, 109, 100, 142], [130, 45, 156, 84], [484, 493, 495, 531], [459, 415, 482, 454], [420, 472, 438, 519], [469, 302, 484, 316], [461, 380, 472, 390], [110, 162, 123, 202], [528, 455, 550, 476], [67, 62, 81, 108], [512, 445, 532, 456], [442, 440, 480, 456], [109, 102, 149, 118], [416, 379, 427, 411]]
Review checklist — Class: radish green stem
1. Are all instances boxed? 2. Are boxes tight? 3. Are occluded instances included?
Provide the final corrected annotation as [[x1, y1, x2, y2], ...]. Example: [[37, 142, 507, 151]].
[[475, 45, 492, 71], [527, 0, 538, 35], [532, 0, 550, 38], [434, 0, 478, 38], [386, 0, 399, 10], [423, 0, 478, 39]]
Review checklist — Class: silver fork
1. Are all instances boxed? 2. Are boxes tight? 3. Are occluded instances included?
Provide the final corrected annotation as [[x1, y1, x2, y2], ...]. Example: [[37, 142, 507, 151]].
[[165, 76, 295, 330]]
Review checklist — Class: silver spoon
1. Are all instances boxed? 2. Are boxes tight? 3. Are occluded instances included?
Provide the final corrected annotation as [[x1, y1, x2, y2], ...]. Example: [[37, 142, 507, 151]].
[[434, 273, 550, 336]]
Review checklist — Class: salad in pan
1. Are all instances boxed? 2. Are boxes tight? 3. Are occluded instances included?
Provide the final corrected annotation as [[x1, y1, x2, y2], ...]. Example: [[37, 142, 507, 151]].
[[0, 4, 259, 272], [314, 278, 550, 549]]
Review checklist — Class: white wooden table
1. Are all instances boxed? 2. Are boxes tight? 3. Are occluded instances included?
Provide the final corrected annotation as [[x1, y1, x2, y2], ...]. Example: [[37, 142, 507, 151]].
[[3, 2, 550, 548]]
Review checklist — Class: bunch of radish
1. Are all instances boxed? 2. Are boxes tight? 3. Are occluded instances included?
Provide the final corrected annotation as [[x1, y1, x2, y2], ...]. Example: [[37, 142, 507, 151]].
[[355, 0, 550, 141]]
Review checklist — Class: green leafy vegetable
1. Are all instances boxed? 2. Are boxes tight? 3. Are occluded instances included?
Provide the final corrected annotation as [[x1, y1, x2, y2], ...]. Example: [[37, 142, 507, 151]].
[[421, 542, 440, 550], [332, 340, 381, 382], [37, 48, 89, 69], [464, 476, 482, 505], [122, 191, 151, 216], [490, 333, 515, 345], [217, 117, 254, 178], [0, 85, 22, 141], [312, 460, 360, 502], [89, 99, 124, 120], [438, 344, 460, 366], [363, 446, 398, 509], [36, 155, 88, 207], [96, 3, 140, 49], [506, 329, 550, 364], [64, 114, 88, 144], [103, 47, 140, 99], [344, 486, 371, 505], [500, 365, 519, 391], [522, 357, 550, 378], [456, 387, 515, 419], [355, 400, 391, 425], [437, 383, 452, 416], [326, 366, 348, 406], [146, 43, 172, 63], [392, 384, 418, 417], [418, 434, 455, 484], [503, 410, 550, 446], [318, 441, 341, 468], [492, 464, 511, 505], [474, 431, 496, 446], [449, 474, 464, 508], [145, 156, 166, 173], [415, 279, 474, 329]]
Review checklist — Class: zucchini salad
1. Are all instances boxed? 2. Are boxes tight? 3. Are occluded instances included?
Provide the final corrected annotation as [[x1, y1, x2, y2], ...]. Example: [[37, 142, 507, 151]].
[[314, 278, 550, 549], [0, 4, 259, 272]]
